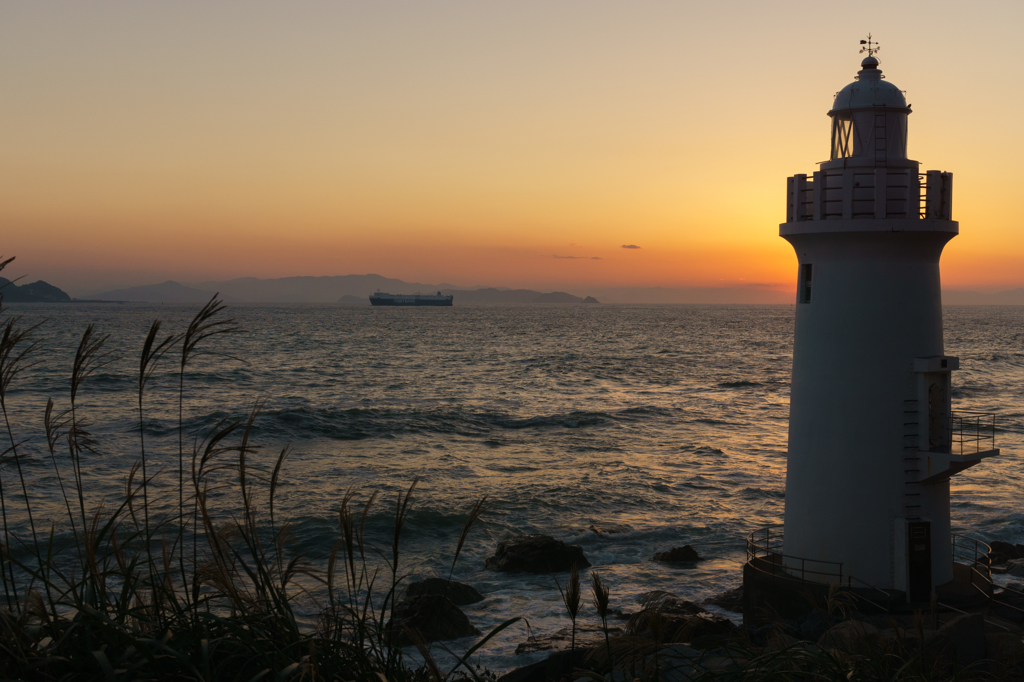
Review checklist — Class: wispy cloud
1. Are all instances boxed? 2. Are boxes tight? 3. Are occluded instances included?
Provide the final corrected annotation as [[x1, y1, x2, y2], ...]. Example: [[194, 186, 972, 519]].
[[621, 244, 641, 249]]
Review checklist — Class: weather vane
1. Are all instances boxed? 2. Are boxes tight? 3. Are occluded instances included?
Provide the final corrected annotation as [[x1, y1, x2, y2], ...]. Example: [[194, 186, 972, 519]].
[[859, 34, 880, 58]]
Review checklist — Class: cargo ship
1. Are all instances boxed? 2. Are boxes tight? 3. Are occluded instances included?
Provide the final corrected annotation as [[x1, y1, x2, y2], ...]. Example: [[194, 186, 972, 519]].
[[369, 291, 453, 306]]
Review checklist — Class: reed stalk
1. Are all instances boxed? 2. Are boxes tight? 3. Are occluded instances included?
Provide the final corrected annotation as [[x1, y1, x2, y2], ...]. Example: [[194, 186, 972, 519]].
[[590, 569, 613, 670], [0, 281, 528, 681], [554, 562, 582, 672], [137, 320, 178, 614]]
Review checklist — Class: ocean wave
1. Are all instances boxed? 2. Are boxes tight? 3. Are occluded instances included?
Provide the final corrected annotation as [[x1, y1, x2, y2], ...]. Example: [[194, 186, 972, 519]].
[[679, 445, 726, 456], [137, 405, 635, 442], [739, 487, 785, 500]]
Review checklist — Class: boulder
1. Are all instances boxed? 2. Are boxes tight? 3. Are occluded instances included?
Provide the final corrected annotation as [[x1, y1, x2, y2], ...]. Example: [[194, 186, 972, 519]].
[[817, 620, 880, 652], [793, 610, 844, 642], [654, 644, 703, 681], [990, 553, 1012, 568], [1005, 559, 1024, 578], [939, 613, 987, 668], [990, 540, 1023, 562], [386, 594, 481, 644], [496, 648, 588, 682], [589, 523, 631, 537], [515, 622, 622, 654], [485, 534, 591, 573], [986, 632, 1024, 663], [764, 632, 800, 652], [994, 582, 1024, 623], [652, 545, 701, 563], [628, 597, 734, 644], [878, 626, 916, 653], [703, 585, 743, 613], [406, 578, 484, 605]]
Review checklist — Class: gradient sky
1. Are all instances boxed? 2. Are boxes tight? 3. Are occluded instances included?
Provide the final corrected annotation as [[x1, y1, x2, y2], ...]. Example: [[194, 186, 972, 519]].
[[2, 1, 1022, 296]]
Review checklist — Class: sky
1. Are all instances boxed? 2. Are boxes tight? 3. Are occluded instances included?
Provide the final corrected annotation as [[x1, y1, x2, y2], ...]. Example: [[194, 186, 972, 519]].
[[2, 1, 1022, 297]]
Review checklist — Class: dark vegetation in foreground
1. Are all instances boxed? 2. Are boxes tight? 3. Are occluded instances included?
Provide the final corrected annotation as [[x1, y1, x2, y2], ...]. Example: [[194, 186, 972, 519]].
[[508, 581, 1024, 682], [0, 257, 514, 681], [1, 255, 1023, 681]]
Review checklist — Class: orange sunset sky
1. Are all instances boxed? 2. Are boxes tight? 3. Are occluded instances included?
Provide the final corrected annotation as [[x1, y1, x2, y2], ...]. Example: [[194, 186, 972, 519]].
[[2, 1, 1022, 297]]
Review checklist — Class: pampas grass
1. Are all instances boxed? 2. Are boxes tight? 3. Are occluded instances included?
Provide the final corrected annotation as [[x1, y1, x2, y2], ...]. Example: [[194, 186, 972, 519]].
[[0, 266, 507, 682]]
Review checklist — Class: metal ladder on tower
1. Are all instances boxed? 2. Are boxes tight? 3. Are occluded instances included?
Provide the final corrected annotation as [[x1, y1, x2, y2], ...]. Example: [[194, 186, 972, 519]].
[[874, 104, 888, 168], [902, 398, 922, 519]]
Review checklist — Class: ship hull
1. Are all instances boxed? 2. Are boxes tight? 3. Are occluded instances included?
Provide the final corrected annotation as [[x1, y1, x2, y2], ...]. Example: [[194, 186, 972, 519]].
[[369, 293, 453, 306], [369, 298, 452, 306]]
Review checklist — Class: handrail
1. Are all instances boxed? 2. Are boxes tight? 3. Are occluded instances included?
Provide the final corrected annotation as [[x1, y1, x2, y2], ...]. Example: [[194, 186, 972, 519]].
[[952, 534, 994, 602], [950, 411, 997, 455], [993, 583, 1024, 615], [845, 575, 894, 613], [747, 527, 844, 585], [789, 168, 950, 222], [747, 528, 995, 613], [937, 600, 1011, 632]]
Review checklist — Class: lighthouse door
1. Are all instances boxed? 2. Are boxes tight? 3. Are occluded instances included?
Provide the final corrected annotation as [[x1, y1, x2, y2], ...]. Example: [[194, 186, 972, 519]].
[[907, 522, 932, 602]]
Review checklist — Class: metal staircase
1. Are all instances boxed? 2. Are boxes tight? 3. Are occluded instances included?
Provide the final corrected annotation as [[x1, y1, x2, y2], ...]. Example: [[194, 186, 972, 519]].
[[902, 399, 922, 519]]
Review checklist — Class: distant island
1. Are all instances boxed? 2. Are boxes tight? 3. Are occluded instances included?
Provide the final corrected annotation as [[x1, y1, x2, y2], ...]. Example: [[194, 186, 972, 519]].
[[23, 272, 1024, 306], [339, 289, 600, 306], [0, 278, 71, 302], [82, 275, 604, 305]]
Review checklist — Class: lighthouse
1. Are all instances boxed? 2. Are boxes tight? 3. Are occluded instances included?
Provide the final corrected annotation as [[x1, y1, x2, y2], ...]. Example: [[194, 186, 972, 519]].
[[772, 39, 999, 603]]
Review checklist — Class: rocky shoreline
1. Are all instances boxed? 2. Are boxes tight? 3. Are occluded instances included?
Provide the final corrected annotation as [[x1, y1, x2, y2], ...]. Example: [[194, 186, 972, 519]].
[[390, 534, 1024, 681]]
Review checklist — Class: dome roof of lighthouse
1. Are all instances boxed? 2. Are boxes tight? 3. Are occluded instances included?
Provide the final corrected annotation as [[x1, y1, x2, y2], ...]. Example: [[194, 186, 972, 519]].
[[829, 57, 908, 114]]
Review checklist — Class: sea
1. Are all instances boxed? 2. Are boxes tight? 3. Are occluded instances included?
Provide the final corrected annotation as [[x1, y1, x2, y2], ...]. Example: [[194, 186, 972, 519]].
[[2, 302, 1022, 672]]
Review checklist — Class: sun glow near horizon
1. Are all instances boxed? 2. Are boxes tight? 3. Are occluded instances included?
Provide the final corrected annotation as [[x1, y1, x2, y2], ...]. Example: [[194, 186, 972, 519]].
[[2, 1, 1021, 296]]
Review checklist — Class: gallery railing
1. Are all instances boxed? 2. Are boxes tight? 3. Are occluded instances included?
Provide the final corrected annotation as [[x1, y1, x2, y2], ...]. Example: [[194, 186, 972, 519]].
[[746, 526, 844, 584], [748, 527, 995, 613], [950, 410, 997, 455]]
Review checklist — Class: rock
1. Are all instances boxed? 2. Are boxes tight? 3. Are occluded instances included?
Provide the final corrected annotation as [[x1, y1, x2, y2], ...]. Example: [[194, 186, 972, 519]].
[[878, 626, 915, 652], [990, 552, 1012, 567], [654, 644, 703, 682], [386, 594, 481, 644], [765, 632, 800, 652], [986, 632, 1024, 662], [817, 620, 880, 652], [588, 523, 631, 536], [485, 534, 591, 573], [406, 578, 484, 605], [581, 296, 600, 305], [497, 648, 588, 682], [995, 582, 1024, 623], [652, 545, 701, 563], [990, 541, 1023, 561], [703, 585, 743, 613], [701, 656, 738, 673], [794, 610, 843, 642], [939, 612, 986, 667], [628, 597, 734, 644], [1006, 559, 1024, 578], [515, 622, 622, 654]]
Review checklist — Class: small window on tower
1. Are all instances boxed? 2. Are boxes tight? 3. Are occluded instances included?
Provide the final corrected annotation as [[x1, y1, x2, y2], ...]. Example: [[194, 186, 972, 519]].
[[800, 264, 813, 304]]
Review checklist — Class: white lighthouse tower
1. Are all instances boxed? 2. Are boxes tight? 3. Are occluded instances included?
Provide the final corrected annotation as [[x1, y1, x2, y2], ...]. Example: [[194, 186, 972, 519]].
[[777, 39, 999, 601]]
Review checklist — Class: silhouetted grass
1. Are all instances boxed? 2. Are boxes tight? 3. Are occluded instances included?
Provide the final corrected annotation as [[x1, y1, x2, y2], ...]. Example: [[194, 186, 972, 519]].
[[0, 258, 507, 681]]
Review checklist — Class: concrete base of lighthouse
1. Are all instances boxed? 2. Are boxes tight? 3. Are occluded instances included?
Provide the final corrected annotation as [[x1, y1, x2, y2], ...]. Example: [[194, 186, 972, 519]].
[[741, 531, 994, 626]]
